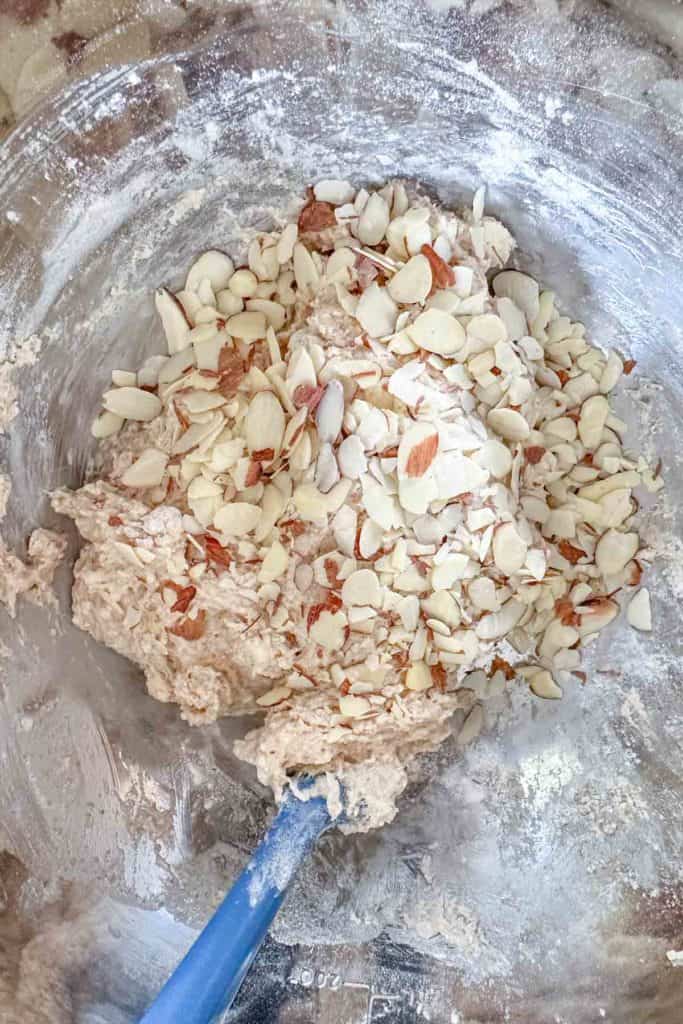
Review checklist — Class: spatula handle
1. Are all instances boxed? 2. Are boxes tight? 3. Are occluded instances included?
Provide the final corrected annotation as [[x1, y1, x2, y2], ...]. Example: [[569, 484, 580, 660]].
[[140, 789, 331, 1024]]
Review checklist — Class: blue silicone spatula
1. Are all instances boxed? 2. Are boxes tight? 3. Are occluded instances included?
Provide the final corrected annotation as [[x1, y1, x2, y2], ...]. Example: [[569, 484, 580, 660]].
[[139, 783, 336, 1023]]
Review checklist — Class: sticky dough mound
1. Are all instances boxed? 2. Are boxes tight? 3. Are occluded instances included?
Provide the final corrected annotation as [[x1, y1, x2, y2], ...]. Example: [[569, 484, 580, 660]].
[[54, 181, 654, 831]]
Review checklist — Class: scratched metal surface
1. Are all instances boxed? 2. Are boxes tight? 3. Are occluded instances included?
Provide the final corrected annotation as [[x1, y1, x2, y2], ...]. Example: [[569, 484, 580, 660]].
[[0, 2, 682, 1022]]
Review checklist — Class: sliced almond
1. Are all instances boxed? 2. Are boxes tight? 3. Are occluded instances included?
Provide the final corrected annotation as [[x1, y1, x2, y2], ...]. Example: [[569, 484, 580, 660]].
[[627, 588, 652, 632], [406, 308, 465, 356], [216, 289, 244, 316], [578, 394, 609, 450], [103, 387, 162, 422], [286, 347, 317, 391], [310, 609, 348, 650], [356, 192, 390, 245], [225, 311, 267, 343], [339, 693, 371, 717], [293, 243, 319, 294], [321, 357, 381, 390], [433, 453, 488, 499], [246, 298, 286, 331], [341, 568, 382, 608], [594, 529, 639, 577], [476, 599, 524, 640], [358, 518, 384, 559], [468, 576, 500, 611], [575, 597, 619, 637], [492, 270, 540, 321], [578, 471, 641, 502], [256, 685, 292, 708], [333, 505, 358, 556], [155, 287, 191, 354], [398, 475, 438, 515], [599, 350, 623, 393], [254, 484, 286, 542], [245, 391, 285, 456], [228, 269, 258, 298], [405, 662, 433, 691], [91, 410, 124, 438], [121, 448, 168, 488], [355, 283, 398, 337], [315, 442, 340, 494], [282, 406, 309, 455], [467, 313, 507, 345], [213, 502, 261, 537], [289, 430, 314, 476], [158, 345, 196, 384], [314, 179, 355, 205], [186, 251, 234, 293], [387, 254, 432, 304], [486, 407, 530, 442], [337, 435, 368, 480], [492, 522, 528, 576], [258, 540, 289, 583], [474, 439, 512, 479], [397, 423, 439, 479], [112, 369, 137, 387], [293, 483, 329, 522], [421, 590, 461, 628], [529, 669, 562, 700], [315, 379, 345, 443], [431, 554, 469, 590]]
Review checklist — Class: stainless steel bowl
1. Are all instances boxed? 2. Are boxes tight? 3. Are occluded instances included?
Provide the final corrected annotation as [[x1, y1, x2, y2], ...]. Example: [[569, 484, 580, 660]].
[[1, 3, 682, 1021]]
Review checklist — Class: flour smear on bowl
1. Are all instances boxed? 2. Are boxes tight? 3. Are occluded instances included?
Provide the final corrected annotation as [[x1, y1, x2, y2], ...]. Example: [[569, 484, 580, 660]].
[[50, 181, 662, 831]]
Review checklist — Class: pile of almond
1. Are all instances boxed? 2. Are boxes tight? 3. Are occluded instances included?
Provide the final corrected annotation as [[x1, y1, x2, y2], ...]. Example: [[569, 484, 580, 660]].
[[89, 179, 660, 723]]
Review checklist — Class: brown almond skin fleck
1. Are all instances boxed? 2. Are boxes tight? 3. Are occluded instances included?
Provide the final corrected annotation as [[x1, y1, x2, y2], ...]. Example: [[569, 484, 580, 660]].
[[168, 609, 206, 640], [557, 539, 586, 565], [298, 200, 336, 233], [420, 243, 455, 290]]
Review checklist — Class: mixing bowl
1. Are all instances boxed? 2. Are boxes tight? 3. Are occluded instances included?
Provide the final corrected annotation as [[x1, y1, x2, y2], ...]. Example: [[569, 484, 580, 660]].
[[1, 2, 682, 1021]]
